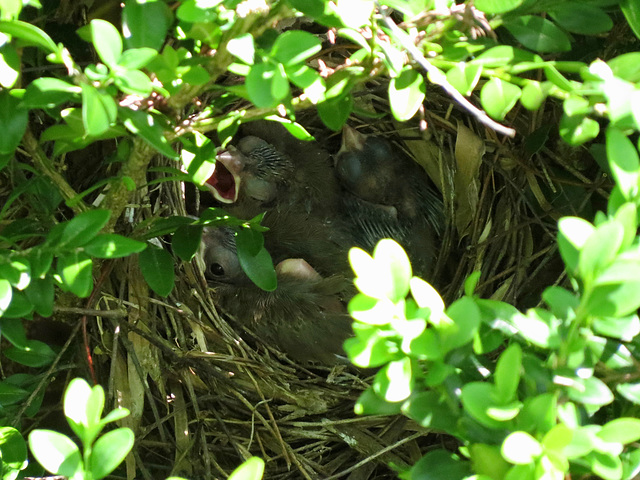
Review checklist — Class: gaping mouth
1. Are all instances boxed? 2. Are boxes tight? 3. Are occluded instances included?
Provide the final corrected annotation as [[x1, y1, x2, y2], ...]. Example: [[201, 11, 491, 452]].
[[206, 148, 244, 204]]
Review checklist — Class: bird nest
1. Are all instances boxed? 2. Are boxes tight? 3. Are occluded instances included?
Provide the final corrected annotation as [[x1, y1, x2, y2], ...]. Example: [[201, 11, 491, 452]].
[[75, 81, 604, 479], [8, 42, 607, 480]]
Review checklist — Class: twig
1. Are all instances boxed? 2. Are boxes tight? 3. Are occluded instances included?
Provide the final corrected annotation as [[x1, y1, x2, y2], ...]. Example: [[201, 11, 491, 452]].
[[376, 3, 517, 138]]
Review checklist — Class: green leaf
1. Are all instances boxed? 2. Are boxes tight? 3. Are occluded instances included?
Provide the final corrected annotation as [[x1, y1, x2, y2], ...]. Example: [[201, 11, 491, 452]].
[[122, 0, 171, 50], [58, 251, 93, 298], [410, 449, 472, 480], [557, 217, 594, 275], [441, 297, 481, 351], [172, 225, 202, 262], [246, 62, 290, 108], [471, 45, 541, 68], [446, 63, 482, 97], [28, 430, 82, 477], [121, 109, 178, 159], [228, 457, 265, 480], [59, 209, 111, 248], [475, 0, 523, 14], [318, 93, 352, 131], [503, 16, 571, 53], [138, 244, 174, 296], [236, 228, 277, 292], [605, 127, 640, 201], [585, 451, 623, 480], [480, 78, 521, 120], [89, 19, 122, 68], [343, 322, 398, 367], [0, 318, 27, 348], [608, 53, 640, 82], [373, 357, 412, 402], [227, 33, 255, 65], [461, 382, 505, 429], [114, 69, 153, 96], [5, 340, 56, 367], [593, 314, 640, 341], [598, 418, 640, 444], [272, 30, 322, 66], [0, 381, 28, 405], [617, 382, 640, 405], [388, 67, 425, 121], [0, 90, 28, 155], [549, 3, 613, 34], [83, 234, 147, 259], [578, 220, 623, 282], [403, 390, 459, 432], [24, 277, 54, 317], [559, 114, 600, 146], [511, 308, 560, 349], [0, 20, 58, 54], [89, 428, 134, 479], [520, 82, 546, 111], [23, 77, 80, 108], [335, 0, 374, 28], [81, 83, 117, 137], [621, 0, 640, 40], [494, 343, 521, 403], [586, 277, 640, 317], [502, 431, 542, 464], [0, 43, 20, 88], [0, 426, 27, 474], [117, 47, 158, 69], [566, 376, 614, 407]]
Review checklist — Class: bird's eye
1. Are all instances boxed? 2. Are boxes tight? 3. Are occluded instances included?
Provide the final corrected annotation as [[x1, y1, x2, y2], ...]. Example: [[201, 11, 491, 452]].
[[209, 263, 225, 276]]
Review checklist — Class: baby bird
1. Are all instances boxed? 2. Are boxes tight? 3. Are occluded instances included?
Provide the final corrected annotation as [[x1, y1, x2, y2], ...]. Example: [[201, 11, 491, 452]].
[[206, 120, 341, 220], [200, 225, 353, 364], [335, 126, 444, 234]]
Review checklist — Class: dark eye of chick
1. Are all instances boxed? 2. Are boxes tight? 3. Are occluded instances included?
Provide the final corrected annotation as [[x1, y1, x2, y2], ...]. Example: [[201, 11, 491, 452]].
[[209, 263, 225, 276]]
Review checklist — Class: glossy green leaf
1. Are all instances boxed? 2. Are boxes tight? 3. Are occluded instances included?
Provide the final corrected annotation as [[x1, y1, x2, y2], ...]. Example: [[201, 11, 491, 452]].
[[114, 69, 153, 96], [0, 90, 27, 155], [520, 82, 546, 110], [172, 225, 202, 262], [446, 63, 482, 97], [495, 343, 522, 403], [549, 3, 613, 34], [608, 53, 640, 82], [355, 388, 403, 416], [0, 278, 12, 316], [236, 228, 277, 292], [122, 0, 171, 50], [566, 376, 614, 407], [557, 217, 595, 274], [81, 83, 117, 137], [389, 68, 425, 121], [121, 109, 178, 159], [593, 314, 640, 341], [502, 431, 542, 464], [118, 47, 158, 69], [605, 127, 640, 201], [58, 251, 93, 298], [343, 323, 398, 367], [480, 78, 521, 120], [559, 114, 599, 146], [504, 16, 571, 53], [0, 258, 30, 290], [586, 278, 640, 317], [246, 62, 289, 108], [90, 428, 134, 479], [411, 449, 472, 480], [0, 426, 27, 474], [441, 297, 480, 351], [461, 382, 504, 429], [272, 30, 321, 66], [585, 451, 623, 480], [23, 77, 80, 108], [228, 457, 265, 480], [138, 244, 174, 296], [471, 45, 540, 68], [578, 220, 623, 282], [24, 277, 54, 317], [0, 43, 20, 88], [511, 308, 560, 349], [28, 430, 82, 477], [5, 339, 56, 367], [318, 93, 352, 131], [0, 380, 28, 405], [617, 382, 640, 405], [227, 33, 255, 65], [621, 0, 640, 40], [475, 0, 523, 13], [84, 234, 147, 259], [59, 209, 111, 248], [0, 20, 58, 54], [598, 418, 640, 444], [89, 19, 122, 67], [373, 357, 412, 402], [335, 0, 374, 28]]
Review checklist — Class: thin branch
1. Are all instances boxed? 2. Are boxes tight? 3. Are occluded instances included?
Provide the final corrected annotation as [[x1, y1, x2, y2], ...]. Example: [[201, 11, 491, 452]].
[[376, 3, 517, 138]]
